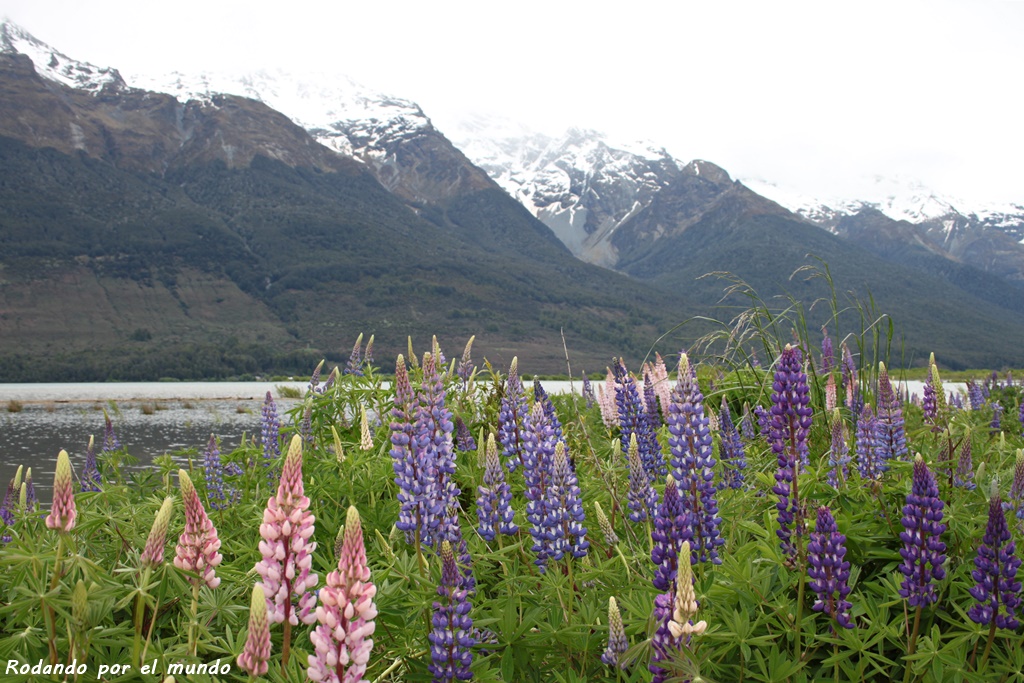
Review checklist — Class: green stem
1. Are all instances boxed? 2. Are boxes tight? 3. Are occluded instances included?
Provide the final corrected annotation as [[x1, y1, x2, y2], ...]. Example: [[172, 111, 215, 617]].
[[282, 618, 292, 670], [977, 620, 998, 672], [834, 640, 839, 683], [902, 606, 923, 683], [794, 567, 805, 662], [132, 567, 152, 668], [45, 534, 65, 667], [188, 581, 200, 658]]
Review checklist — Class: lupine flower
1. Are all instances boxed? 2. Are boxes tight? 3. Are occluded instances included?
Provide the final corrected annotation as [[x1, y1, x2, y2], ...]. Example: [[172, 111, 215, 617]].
[[581, 373, 595, 408], [615, 358, 665, 481], [102, 409, 121, 453], [922, 353, 940, 427], [456, 336, 475, 385], [855, 405, 880, 481], [261, 391, 281, 468], [390, 355, 425, 542], [643, 372, 662, 429], [1009, 450, 1024, 521], [414, 351, 460, 547], [898, 455, 947, 608], [739, 402, 756, 441], [651, 475, 691, 592], [651, 541, 704, 683], [601, 597, 628, 669], [968, 493, 1022, 630], [667, 354, 722, 564], [345, 333, 365, 376], [46, 450, 76, 532], [953, 436, 976, 490], [548, 442, 589, 561], [454, 416, 476, 453], [807, 507, 854, 629], [0, 474, 15, 542], [255, 435, 319, 626], [140, 497, 175, 570], [308, 506, 378, 683], [873, 362, 908, 470], [842, 343, 863, 416], [308, 359, 327, 395], [174, 470, 223, 589], [203, 434, 230, 510], [594, 501, 618, 546], [626, 433, 659, 524], [991, 401, 1003, 433], [429, 540, 474, 682], [364, 334, 375, 369], [360, 406, 373, 451], [300, 398, 314, 447], [238, 584, 271, 678], [821, 327, 834, 373], [476, 433, 517, 541], [749, 349, 761, 368], [825, 373, 837, 413], [966, 380, 984, 411], [81, 434, 101, 492], [827, 410, 850, 489], [534, 381, 564, 442], [650, 352, 673, 417], [522, 402, 559, 570], [770, 345, 812, 560], [497, 357, 529, 472], [1019, 401, 1024, 437], [718, 397, 746, 490], [754, 404, 771, 436], [597, 368, 618, 428]]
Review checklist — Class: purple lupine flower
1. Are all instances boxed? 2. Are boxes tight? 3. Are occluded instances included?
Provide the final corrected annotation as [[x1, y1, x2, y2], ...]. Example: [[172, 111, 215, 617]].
[[497, 357, 529, 472], [841, 343, 863, 416], [649, 592, 677, 683], [438, 511, 475, 595], [827, 411, 850, 489], [81, 435, 101, 492], [429, 540, 474, 682], [953, 437, 976, 490], [522, 402, 560, 570], [749, 349, 761, 368], [390, 355, 425, 543], [856, 405, 880, 481], [1019, 401, 1024, 437], [308, 506, 378, 683], [456, 336, 475, 385], [651, 540, 705, 683], [967, 380, 985, 411], [202, 434, 231, 510], [174, 470, 223, 589], [534, 380, 564, 442], [364, 334, 375, 369], [344, 333, 364, 377], [0, 473, 17, 542], [260, 391, 281, 465], [102, 409, 121, 453], [255, 435, 319, 626], [1009, 450, 1024, 522], [454, 416, 476, 453], [626, 433, 659, 524], [991, 401, 1003, 433], [601, 597, 628, 669], [548, 442, 589, 561], [308, 359, 326, 395], [873, 362, 908, 470], [667, 354, 722, 564], [46, 450, 76, 532], [300, 398, 314, 448], [753, 404, 771, 437], [770, 345, 812, 560], [581, 373, 595, 409], [414, 351, 460, 548], [807, 506, 854, 629], [23, 468, 35, 512], [898, 455, 947, 608], [718, 397, 746, 490], [476, 433, 517, 541], [821, 327, 834, 373], [644, 372, 662, 429], [615, 358, 665, 481], [922, 353, 939, 427], [651, 475, 692, 592], [740, 402, 756, 441], [968, 493, 1022, 630]]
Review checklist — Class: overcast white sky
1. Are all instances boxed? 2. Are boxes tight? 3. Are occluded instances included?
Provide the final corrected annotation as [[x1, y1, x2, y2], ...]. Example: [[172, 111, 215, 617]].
[[2, 0, 1023, 204]]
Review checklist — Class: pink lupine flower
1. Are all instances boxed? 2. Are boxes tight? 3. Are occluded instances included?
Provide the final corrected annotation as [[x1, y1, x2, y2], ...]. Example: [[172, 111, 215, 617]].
[[140, 497, 175, 569], [255, 435, 319, 626], [174, 470, 223, 588], [238, 584, 271, 677], [45, 450, 76, 532], [308, 506, 378, 683]]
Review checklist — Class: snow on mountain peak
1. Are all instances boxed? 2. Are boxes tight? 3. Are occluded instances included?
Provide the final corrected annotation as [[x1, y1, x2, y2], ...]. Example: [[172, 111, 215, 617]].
[[0, 20, 124, 94]]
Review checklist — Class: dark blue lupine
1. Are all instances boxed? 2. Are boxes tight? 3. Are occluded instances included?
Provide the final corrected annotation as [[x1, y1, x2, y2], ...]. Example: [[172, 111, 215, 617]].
[[390, 355, 434, 544], [953, 437, 976, 490], [922, 372, 938, 426], [615, 358, 665, 481], [754, 404, 771, 437], [102, 409, 121, 453], [203, 433, 230, 510], [497, 357, 529, 472], [644, 373, 662, 429], [476, 433, 517, 541], [344, 333, 364, 377], [522, 402, 560, 570], [414, 351, 460, 548], [429, 540, 475, 682], [968, 494, 1022, 630], [873, 362, 908, 470], [81, 434, 101, 492], [548, 442, 589, 561], [967, 379, 985, 411], [649, 592, 678, 683], [534, 380, 564, 442], [454, 416, 476, 453], [740, 402, 756, 441], [626, 433, 659, 524], [667, 353, 722, 564], [898, 455, 947, 608], [718, 397, 746, 490], [651, 475, 692, 591], [827, 411, 850, 489], [770, 344, 812, 560], [0, 474, 16, 542], [855, 405, 880, 480], [807, 506, 854, 629]]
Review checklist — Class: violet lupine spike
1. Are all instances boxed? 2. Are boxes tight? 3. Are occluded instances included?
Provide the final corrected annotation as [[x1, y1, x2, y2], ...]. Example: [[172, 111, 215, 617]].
[[967, 380, 985, 411], [626, 433, 659, 524], [1009, 450, 1024, 522], [415, 351, 460, 548], [522, 401, 560, 570], [140, 497, 175, 570], [855, 405, 880, 481], [497, 357, 529, 472], [821, 327, 834, 373], [601, 596, 628, 669], [429, 540, 475, 682], [308, 359, 326, 395], [651, 475, 692, 592], [807, 506, 854, 629], [649, 592, 677, 683], [255, 435, 319, 626], [45, 450, 76, 532], [23, 468, 35, 512], [534, 380, 564, 442], [968, 493, 1022, 630], [581, 373, 595, 409], [753, 404, 771, 437], [827, 410, 850, 489], [898, 455, 947, 608], [364, 334, 375, 369], [740, 402, 756, 441], [345, 333, 364, 377], [81, 434, 101, 492], [548, 442, 589, 561], [1019, 401, 1024, 438], [102, 409, 121, 453], [454, 416, 476, 453], [203, 433, 229, 510], [308, 506, 378, 683], [238, 584, 271, 678], [390, 354, 419, 540], [174, 470, 223, 589], [718, 397, 747, 490], [651, 540, 705, 683], [476, 433, 517, 541], [643, 371, 662, 429], [991, 401, 1003, 433], [615, 358, 665, 481], [666, 353, 722, 564], [261, 391, 281, 469], [769, 345, 812, 560], [873, 362, 908, 471], [953, 436, 976, 490], [456, 336, 475, 385]]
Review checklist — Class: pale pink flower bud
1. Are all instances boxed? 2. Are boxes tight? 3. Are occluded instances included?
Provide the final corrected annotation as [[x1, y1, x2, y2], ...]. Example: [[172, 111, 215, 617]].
[[140, 497, 175, 569], [174, 470, 223, 588], [237, 584, 271, 677], [45, 450, 76, 532]]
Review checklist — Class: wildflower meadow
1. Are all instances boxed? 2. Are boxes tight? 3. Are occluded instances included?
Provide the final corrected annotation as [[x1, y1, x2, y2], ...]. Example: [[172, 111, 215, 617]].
[[2, 306, 1024, 683]]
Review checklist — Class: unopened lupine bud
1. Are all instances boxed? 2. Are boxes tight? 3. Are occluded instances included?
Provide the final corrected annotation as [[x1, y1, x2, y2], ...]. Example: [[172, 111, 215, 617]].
[[668, 541, 707, 638], [594, 501, 618, 546], [140, 497, 175, 569], [45, 450, 76, 532], [601, 596, 628, 669], [237, 584, 271, 677], [360, 406, 373, 451], [174, 471, 222, 589]]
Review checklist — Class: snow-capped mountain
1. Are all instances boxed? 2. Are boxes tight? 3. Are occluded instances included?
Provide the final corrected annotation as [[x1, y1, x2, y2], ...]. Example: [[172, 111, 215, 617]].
[[0, 21, 125, 93]]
